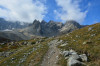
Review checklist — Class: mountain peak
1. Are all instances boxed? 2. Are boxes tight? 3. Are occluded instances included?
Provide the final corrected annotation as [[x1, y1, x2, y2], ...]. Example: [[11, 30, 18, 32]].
[[65, 20, 79, 24], [33, 19, 40, 25], [64, 20, 81, 28], [48, 20, 55, 23], [41, 20, 47, 24], [0, 18, 5, 22]]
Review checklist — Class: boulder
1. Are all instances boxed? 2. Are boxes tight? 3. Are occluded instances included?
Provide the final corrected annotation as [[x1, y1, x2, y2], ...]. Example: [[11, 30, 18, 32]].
[[68, 58, 85, 66], [68, 54, 85, 66], [79, 54, 88, 62], [69, 49, 77, 55], [91, 34, 96, 37], [70, 54, 82, 61], [62, 50, 87, 66], [62, 51, 70, 57], [62, 50, 77, 57]]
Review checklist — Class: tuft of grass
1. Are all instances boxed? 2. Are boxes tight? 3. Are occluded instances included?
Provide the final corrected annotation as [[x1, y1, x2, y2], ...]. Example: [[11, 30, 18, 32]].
[[57, 54, 67, 66]]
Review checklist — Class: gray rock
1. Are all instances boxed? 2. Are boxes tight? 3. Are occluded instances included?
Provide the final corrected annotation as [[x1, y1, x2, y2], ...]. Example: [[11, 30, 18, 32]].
[[83, 41, 92, 45], [69, 54, 81, 61], [60, 43, 68, 47], [91, 34, 96, 37], [24, 41, 28, 45], [69, 49, 77, 55], [68, 58, 85, 66], [63, 51, 70, 57], [88, 27, 93, 31], [79, 54, 88, 62], [11, 57, 15, 60], [62, 50, 87, 66], [83, 42, 87, 45], [1, 43, 5, 45], [67, 54, 85, 66], [62, 50, 77, 57]]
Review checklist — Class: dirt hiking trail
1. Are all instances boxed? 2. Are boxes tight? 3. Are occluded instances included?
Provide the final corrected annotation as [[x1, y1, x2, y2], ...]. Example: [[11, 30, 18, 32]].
[[41, 40, 62, 66]]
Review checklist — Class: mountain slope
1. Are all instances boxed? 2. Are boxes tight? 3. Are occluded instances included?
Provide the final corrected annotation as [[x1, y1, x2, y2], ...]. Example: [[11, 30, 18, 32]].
[[60, 20, 82, 34], [0, 38, 49, 66], [0, 23, 99, 66], [57, 23, 100, 66]]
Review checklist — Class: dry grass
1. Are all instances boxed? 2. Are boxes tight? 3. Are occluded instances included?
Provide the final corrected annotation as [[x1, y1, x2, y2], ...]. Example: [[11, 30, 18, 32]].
[[58, 23, 100, 66], [0, 38, 49, 66]]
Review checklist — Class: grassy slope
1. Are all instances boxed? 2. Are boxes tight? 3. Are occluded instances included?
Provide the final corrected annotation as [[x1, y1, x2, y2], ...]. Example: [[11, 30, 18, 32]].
[[58, 23, 100, 66], [0, 23, 100, 66], [0, 38, 50, 66]]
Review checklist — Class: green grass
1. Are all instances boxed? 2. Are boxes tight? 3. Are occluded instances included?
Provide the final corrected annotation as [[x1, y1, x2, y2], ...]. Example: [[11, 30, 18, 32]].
[[0, 38, 49, 66], [57, 23, 100, 66], [57, 54, 67, 66]]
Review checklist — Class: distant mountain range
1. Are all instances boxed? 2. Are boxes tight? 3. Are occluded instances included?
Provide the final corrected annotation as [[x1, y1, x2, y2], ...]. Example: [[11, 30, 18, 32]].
[[0, 18, 29, 30], [0, 18, 86, 41]]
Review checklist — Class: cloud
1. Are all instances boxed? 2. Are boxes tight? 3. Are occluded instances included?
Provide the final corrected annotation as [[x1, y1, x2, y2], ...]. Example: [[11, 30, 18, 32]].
[[55, 0, 88, 23], [0, 0, 47, 22]]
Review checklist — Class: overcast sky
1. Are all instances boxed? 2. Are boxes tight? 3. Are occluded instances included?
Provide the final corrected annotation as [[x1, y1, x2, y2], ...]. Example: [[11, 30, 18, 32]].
[[0, 0, 100, 25]]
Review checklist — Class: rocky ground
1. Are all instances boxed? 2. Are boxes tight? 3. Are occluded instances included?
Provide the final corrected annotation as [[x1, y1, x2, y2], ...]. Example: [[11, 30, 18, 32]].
[[41, 40, 62, 66], [0, 38, 49, 66]]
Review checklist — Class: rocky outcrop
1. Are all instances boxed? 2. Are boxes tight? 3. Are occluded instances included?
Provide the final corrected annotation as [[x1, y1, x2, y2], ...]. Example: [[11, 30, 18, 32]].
[[62, 50, 87, 66]]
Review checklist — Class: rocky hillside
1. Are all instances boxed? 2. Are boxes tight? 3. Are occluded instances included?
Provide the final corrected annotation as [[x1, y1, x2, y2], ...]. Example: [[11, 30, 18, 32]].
[[57, 23, 100, 66], [60, 20, 83, 34], [0, 23, 99, 66], [0, 37, 50, 66]]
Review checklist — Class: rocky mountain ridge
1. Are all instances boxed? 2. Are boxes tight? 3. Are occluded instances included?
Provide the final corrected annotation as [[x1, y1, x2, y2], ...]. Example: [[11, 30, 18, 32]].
[[0, 19, 86, 41], [19, 20, 84, 37], [0, 18, 29, 30]]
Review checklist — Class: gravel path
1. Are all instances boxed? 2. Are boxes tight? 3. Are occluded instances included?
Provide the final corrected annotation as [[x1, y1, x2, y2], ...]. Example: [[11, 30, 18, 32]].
[[41, 40, 61, 66]]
